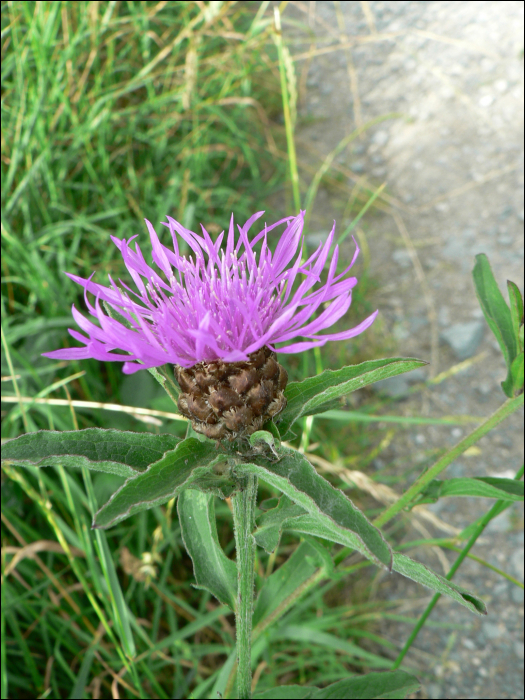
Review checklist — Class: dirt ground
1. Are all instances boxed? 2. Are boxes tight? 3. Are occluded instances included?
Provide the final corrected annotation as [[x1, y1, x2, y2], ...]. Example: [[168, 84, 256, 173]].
[[286, 1, 524, 698]]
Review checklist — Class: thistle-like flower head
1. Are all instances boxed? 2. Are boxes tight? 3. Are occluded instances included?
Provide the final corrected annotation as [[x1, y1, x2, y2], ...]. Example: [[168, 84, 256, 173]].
[[43, 211, 377, 373]]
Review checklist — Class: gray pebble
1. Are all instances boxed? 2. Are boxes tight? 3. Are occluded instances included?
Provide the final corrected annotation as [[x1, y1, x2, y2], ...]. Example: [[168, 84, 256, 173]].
[[372, 129, 389, 146], [373, 375, 409, 396], [486, 509, 511, 533], [350, 160, 366, 173], [392, 249, 412, 268], [483, 621, 503, 640], [510, 549, 524, 582], [462, 637, 477, 650], [440, 321, 485, 360], [426, 683, 443, 699]]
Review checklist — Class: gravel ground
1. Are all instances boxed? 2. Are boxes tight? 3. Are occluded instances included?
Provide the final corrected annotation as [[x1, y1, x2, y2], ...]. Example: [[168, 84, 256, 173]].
[[285, 1, 524, 698]]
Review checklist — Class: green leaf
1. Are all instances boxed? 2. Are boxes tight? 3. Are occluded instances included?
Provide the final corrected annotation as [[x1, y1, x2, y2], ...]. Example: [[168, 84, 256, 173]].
[[392, 553, 486, 615], [254, 495, 306, 553], [254, 686, 316, 699], [277, 358, 427, 439], [239, 446, 392, 570], [92, 438, 232, 529], [414, 477, 524, 504], [253, 541, 324, 628], [510, 353, 524, 396], [177, 490, 237, 610], [507, 280, 524, 352], [279, 625, 393, 669], [473, 255, 517, 396], [278, 515, 486, 614], [1, 428, 180, 478], [310, 671, 421, 699], [255, 672, 420, 699]]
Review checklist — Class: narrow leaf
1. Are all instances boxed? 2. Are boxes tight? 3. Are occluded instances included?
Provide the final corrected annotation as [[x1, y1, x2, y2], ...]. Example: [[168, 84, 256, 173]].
[[253, 541, 323, 628], [279, 625, 393, 669], [415, 477, 524, 504], [311, 671, 421, 699], [254, 686, 316, 699], [392, 553, 487, 615], [510, 353, 524, 396], [473, 254, 517, 396], [254, 495, 307, 553], [277, 358, 427, 439], [279, 516, 486, 614], [240, 447, 392, 570], [92, 438, 231, 529], [1, 428, 180, 478], [178, 490, 237, 610], [507, 280, 524, 352]]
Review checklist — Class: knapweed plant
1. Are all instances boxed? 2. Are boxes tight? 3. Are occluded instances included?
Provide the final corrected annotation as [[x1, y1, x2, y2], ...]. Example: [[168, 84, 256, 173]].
[[3, 212, 524, 699]]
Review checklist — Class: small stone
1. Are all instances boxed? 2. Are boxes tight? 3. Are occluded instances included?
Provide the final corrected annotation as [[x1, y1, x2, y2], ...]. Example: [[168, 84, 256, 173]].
[[426, 683, 442, 699], [438, 306, 451, 327], [305, 232, 329, 248], [486, 509, 511, 533], [392, 249, 412, 268], [373, 375, 409, 397], [515, 641, 525, 659], [479, 94, 494, 107], [372, 129, 389, 146], [462, 638, 476, 650], [441, 321, 485, 360], [510, 549, 524, 582], [511, 586, 524, 604], [351, 160, 366, 173], [482, 621, 502, 640]]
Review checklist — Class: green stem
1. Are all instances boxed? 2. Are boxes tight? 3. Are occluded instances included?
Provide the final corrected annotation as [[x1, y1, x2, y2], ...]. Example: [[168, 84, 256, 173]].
[[274, 7, 300, 213], [232, 474, 258, 699], [391, 463, 524, 669], [373, 394, 524, 528]]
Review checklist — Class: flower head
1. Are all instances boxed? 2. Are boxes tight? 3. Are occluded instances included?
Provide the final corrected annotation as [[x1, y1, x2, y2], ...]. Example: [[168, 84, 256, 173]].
[[43, 211, 377, 373]]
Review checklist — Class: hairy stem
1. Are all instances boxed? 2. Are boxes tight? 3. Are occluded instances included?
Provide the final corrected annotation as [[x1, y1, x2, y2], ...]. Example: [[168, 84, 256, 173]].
[[232, 474, 257, 699]]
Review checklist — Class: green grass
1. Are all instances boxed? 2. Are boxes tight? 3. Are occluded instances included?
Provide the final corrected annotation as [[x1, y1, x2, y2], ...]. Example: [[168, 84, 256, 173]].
[[2, 2, 523, 699]]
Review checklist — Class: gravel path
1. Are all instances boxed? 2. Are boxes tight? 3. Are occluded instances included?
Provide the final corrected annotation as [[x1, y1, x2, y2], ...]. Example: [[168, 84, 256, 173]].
[[287, 2, 524, 698]]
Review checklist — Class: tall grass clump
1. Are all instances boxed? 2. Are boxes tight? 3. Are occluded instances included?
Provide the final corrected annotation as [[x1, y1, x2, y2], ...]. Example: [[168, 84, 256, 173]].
[[2, 0, 284, 436]]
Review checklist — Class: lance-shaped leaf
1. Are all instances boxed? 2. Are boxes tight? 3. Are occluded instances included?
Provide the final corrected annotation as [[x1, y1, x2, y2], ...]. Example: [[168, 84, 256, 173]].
[[253, 541, 324, 629], [92, 438, 232, 529], [253, 671, 420, 699], [254, 495, 306, 553], [507, 280, 524, 352], [239, 443, 392, 570], [280, 517, 486, 614], [277, 358, 427, 439], [392, 553, 486, 614], [473, 254, 517, 396], [510, 352, 524, 396], [413, 477, 524, 505], [311, 670, 420, 699], [1, 428, 180, 478], [178, 489, 237, 610], [254, 686, 316, 699]]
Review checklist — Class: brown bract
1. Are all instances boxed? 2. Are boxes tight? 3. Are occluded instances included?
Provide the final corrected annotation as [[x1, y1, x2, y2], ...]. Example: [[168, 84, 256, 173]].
[[175, 346, 287, 441]]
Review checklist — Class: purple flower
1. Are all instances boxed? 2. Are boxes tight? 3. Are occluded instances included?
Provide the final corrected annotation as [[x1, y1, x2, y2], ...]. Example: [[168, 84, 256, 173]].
[[43, 211, 377, 373]]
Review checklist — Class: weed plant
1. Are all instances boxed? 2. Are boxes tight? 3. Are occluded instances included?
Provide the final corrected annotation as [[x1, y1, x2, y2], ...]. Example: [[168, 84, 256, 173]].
[[2, 3, 523, 700]]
